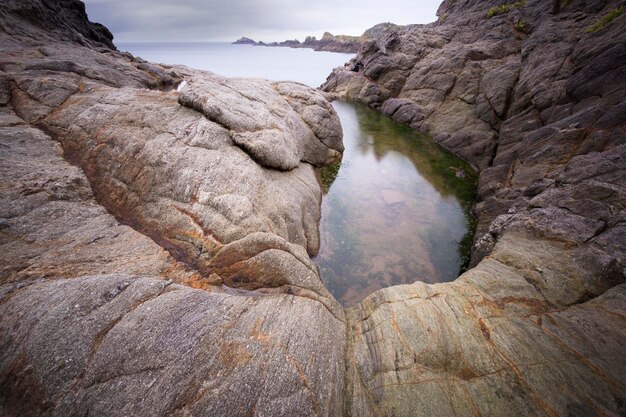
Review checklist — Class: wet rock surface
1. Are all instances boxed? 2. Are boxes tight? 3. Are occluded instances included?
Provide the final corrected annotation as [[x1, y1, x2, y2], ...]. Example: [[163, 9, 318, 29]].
[[1, 1, 625, 417]]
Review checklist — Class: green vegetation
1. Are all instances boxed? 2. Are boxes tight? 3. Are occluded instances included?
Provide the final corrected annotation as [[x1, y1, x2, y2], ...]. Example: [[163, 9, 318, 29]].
[[515, 18, 529, 32], [586, 7, 624, 33], [317, 160, 342, 193], [320, 32, 361, 42], [486, 1, 525, 18], [439, 13, 449, 23], [361, 22, 401, 40], [458, 201, 478, 273]]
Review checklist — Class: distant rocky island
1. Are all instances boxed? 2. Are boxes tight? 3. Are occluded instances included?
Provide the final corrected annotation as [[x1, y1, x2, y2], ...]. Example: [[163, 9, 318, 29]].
[[232, 36, 255, 45], [234, 32, 360, 53], [233, 23, 401, 53]]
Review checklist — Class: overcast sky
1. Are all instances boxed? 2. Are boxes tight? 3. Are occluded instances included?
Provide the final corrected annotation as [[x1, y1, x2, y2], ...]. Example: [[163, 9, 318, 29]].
[[82, 0, 442, 42]]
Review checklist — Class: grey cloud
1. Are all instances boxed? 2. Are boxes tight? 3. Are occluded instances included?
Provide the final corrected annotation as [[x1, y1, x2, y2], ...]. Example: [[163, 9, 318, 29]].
[[83, 0, 442, 42]]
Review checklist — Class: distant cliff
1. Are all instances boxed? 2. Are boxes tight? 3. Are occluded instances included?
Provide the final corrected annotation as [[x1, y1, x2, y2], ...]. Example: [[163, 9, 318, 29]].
[[233, 32, 362, 53], [232, 36, 255, 45], [299, 32, 362, 53], [234, 26, 404, 54], [234, 23, 410, 54]]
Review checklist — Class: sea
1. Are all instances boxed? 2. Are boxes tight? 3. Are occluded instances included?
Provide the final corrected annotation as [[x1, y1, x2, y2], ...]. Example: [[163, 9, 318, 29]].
[[118, 42, 352, 88]]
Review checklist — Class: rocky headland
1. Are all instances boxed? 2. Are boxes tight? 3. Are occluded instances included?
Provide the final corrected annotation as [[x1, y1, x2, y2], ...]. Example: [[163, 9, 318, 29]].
[[232, 27, 403, 54], [244, 25, 407, 54], [1, 1, 625, 417], [233, 36, 256, 45]]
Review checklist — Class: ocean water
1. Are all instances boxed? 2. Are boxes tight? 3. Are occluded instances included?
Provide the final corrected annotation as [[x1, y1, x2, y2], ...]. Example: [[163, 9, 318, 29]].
[[118, 42, 476, 306], [118, 42, 353, 88]]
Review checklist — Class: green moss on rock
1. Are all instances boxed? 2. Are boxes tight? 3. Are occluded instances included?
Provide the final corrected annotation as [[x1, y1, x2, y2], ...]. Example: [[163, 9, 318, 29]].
[[586, 6, 623, 33], [487, 0, 525, 18]]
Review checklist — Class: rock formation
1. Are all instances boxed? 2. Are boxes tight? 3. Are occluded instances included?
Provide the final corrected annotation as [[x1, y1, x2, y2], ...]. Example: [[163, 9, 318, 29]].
[[250, 32, 364, 53], [1, 0, 625, 417], [302, 32, 362, 53], [0, 1, 345, 416], [322, 0, 626, 415]]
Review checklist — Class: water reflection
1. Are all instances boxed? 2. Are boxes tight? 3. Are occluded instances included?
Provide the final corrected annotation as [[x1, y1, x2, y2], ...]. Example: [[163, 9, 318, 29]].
[[315, 101, 477, 307]]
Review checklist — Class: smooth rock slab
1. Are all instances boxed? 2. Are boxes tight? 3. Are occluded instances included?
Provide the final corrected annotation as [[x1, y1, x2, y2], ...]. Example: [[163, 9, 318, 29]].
[[0, 108, 188, 285], [0, 275, 346, 417], [344, 234, 626, 417], [43, 85, 341, 308]]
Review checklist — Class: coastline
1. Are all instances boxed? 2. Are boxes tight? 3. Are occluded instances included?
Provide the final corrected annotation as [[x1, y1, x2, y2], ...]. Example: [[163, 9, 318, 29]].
[[0, 1, 624, 416]]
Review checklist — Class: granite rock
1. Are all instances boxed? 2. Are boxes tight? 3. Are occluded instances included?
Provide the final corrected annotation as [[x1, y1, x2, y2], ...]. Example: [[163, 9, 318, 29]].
[[178, 76, 342, 170], [0, 1, 346, 415], [0, 275, 345, 417], [1, 0, 625, 416]]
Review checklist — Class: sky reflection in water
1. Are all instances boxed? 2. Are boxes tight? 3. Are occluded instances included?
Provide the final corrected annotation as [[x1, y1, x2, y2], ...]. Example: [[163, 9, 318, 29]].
[[315, 101, 477, 307]]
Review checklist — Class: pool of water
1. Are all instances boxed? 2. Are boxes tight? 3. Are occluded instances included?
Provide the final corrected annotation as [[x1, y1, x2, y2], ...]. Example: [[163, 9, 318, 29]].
[[315, 101, 477, 307]]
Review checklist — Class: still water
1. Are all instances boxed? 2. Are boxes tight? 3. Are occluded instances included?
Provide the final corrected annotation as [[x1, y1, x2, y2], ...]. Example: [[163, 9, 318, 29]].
[[118, 42, 476, 307], [118, 42, 352, 87], [316, 102, 476, 306]]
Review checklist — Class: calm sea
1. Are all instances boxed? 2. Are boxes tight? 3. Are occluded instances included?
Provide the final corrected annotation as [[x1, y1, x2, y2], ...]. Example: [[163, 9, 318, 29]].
[[118, 42, 353, 88]]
